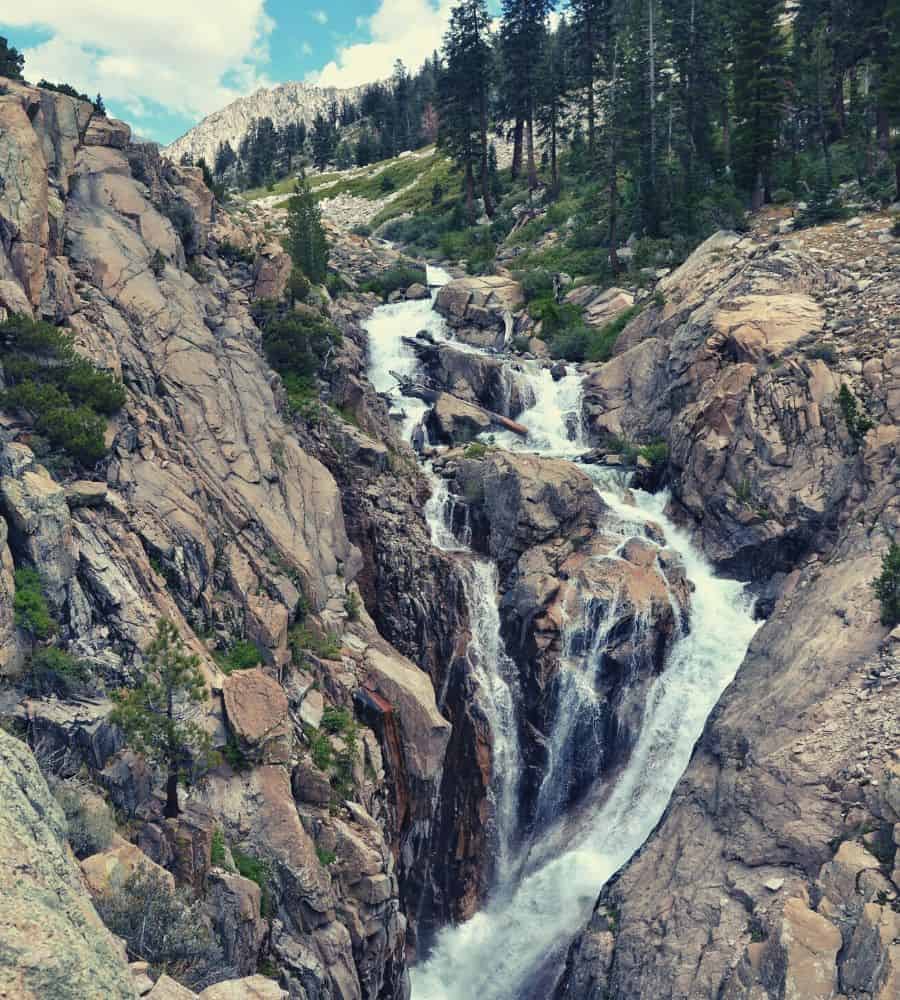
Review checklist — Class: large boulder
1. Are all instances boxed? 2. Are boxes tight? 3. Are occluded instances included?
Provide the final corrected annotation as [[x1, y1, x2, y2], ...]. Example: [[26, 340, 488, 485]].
[[80, 834, 176, 897], [434, 275, 524, 349], [0, 728, 136, 999], [205, 871, 267, 976], [427, 393, 493, 444], [222, 667, 292, 765]]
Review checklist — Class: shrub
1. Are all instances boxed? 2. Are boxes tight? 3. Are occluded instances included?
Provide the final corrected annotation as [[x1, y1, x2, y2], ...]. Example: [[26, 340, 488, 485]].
[[343, 590, 361, 621], [218, 242, 255, 266], [806, 344, 837, 364], [216, 639, 262, 674], [289, 624, 342, 660], [94, 867, 227, 988], [838, 384, 874, 443], [14, 567, 55, 639], [795, 175, 845, 229], [872, 542, 900, 627], [0, 314, 125, 466], [320, 706, 354, 736], [637, 441, 669, 467], [52, 781, 115, 858], [360, 265, 427, 301], [316, 847, 336, 866], [232, 848, 274, 917], [463, 441, 488, 459], [771, 188, 794, 204], [515, 268, 555, 303], [287, 266, 310, 304], [261, 313, 341, 387], [210, 828, 228, 867], [27, 645, 91, 697]]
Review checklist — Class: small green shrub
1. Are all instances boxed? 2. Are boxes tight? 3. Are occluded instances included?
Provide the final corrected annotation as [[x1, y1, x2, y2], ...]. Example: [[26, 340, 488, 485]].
[[216, 639, 262, 674], [637, 441, 669, 467], [872, 542, 900, 627], [232, 848, 274, 916], [463, 441, 489, 459], [210, 828, 228, 867], [94, 867, 225, 987], [28, 645, 91, 697], [52, 781, 116, 858], [320, 706, 354, 736], [289, 624, 342, 660], [316, 847, 337, 867], [287, 266, 310, 304], [343, 590, 361, 621], [360, 265, 427, 301], [218, 241, 256, 266], [838, 384, 874, 443], [149, 249, 166, 277], [0, 314, 125, 466], [309, 728, 334, 771], [222, 736, 251, 772], [14, 567, 55, 639]]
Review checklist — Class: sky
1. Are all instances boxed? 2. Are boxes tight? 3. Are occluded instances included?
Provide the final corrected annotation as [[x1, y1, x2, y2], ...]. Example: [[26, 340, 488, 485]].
[[0, 0, 485, 145]]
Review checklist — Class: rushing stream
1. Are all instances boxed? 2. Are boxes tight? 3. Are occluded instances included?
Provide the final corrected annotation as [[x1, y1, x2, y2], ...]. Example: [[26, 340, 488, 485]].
[[362, 266, 760, 999]]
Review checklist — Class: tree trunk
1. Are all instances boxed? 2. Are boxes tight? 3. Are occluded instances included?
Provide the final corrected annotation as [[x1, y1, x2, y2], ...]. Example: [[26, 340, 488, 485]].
[[526, 114, 537, 189], [550, 114, 559, 194], [511, 118, 524, 178], [165, 768, 180, 818], [721, 94, 731, 170], [877, 105, 891, 162], [479, 100, 494, 217], [464, 160, 476, 222]]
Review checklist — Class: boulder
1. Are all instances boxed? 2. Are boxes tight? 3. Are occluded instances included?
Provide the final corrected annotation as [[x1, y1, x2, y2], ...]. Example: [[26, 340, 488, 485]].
[[565, 286, 635, 329], [760, 896, 841, 1000], [0, 728, 136, 999], [205, 871, 267, 976], [198, 976, 288, 999], [840, 902, 899, 995], [147, 975, 196, 999], [427, 393, 492, 444], [405, 282, 429, 300], [0, 515, 25, 678], [433, 275, 524, 349], [83, 116, 131, 149], [65, 480, 110, 508], [252, 247, 292, 301], [80, 834, 176, 897], [222, 668, 292, 765]]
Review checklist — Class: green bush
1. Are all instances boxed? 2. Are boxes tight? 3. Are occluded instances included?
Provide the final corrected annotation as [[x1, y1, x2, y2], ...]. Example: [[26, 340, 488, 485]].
[[94, 867, 225, 987], [289, 624, 342, 660], [0, 314, 125, 466], [14, 567, 55, 639], [872, 542, 900, 627], [28, 646, 91, 697], [261, 313, 341, 389], [215, 639, 262, 674], [515, 268, 555, 302], [320, 706, 354, 736], [52, 781, 115, 858], [316, 847, 336, 866], [838, 384, 874, 443], [210, 828, 228, 867], [232, 848, 274, 916], [360, 265, 427, 301]]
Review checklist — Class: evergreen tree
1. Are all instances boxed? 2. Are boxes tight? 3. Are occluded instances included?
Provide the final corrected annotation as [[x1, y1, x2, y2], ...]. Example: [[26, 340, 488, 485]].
[[311, 112, 337, 170], [500, 0, 553, 189], [439, 0, 495, 219], [732, 0, 786, 207], [878, 0, 900, 199], [535, 17, 572, 194], [0, 37, 24, 80], [285, 173, 329, 284], [110, 620, 215, 819]]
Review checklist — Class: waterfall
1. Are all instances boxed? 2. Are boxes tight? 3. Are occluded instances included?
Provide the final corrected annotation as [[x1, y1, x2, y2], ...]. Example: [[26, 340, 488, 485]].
[[411, 489, 758, 1000], [423, 467, 522, 881], [361, 269, 760, 999]]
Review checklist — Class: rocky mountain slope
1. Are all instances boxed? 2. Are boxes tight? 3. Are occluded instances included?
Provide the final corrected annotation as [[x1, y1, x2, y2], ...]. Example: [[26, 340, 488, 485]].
[[165, 81, 367, 169], [557, 220, 900, 999], [2, 67, 900, 1000]]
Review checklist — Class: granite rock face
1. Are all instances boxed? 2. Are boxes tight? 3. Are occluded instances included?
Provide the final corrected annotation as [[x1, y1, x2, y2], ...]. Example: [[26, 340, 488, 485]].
[[0, 728, 136, 999]]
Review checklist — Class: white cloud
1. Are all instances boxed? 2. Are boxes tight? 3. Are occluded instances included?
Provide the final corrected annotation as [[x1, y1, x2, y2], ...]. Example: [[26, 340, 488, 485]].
[[312, 0, 456, 88], [4, 2, 273, 125], [311, 10, 328, 24], [301, 41, 313, 56]]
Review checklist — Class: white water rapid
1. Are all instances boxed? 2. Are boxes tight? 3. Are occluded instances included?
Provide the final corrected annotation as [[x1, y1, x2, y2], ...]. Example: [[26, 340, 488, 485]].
[[362, 266, 760, 999]]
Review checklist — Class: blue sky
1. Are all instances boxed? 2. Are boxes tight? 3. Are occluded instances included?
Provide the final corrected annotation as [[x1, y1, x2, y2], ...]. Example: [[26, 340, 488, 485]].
[[0, 1, 468, 144]]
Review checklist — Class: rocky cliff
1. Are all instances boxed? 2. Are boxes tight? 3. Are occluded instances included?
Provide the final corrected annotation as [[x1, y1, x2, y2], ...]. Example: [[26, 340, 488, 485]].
[[558, 220, 900, 999], [165, 81, 367, 170], [0, 75, 456, 999]]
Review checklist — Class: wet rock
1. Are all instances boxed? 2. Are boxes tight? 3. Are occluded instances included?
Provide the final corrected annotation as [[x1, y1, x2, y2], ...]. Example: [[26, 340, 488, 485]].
[[428, 393, 493, 444]]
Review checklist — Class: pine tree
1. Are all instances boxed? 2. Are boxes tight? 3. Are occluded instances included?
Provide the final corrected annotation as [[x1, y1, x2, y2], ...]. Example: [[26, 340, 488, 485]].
[[0, 37, 24, 80], [439, 0, 495, 219], [878, 0, 900, 199], [110, 620, 215, 819], [732, 0, 786, 207], [500, 0, 553, 188], [535, 18, 571, 194], [285, 173, 329, 284], [311, 113, 337, 171], [568, 0, 610, 155]]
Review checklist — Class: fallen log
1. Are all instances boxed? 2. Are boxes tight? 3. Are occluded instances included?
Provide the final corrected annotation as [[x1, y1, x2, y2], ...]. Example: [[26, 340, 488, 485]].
[[389, 370, 528, 438]]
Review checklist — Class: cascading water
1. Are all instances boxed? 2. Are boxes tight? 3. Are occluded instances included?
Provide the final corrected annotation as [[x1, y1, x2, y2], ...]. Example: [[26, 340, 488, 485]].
[[362, 265, 760, 999], [411, 489, 758, 1000]]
